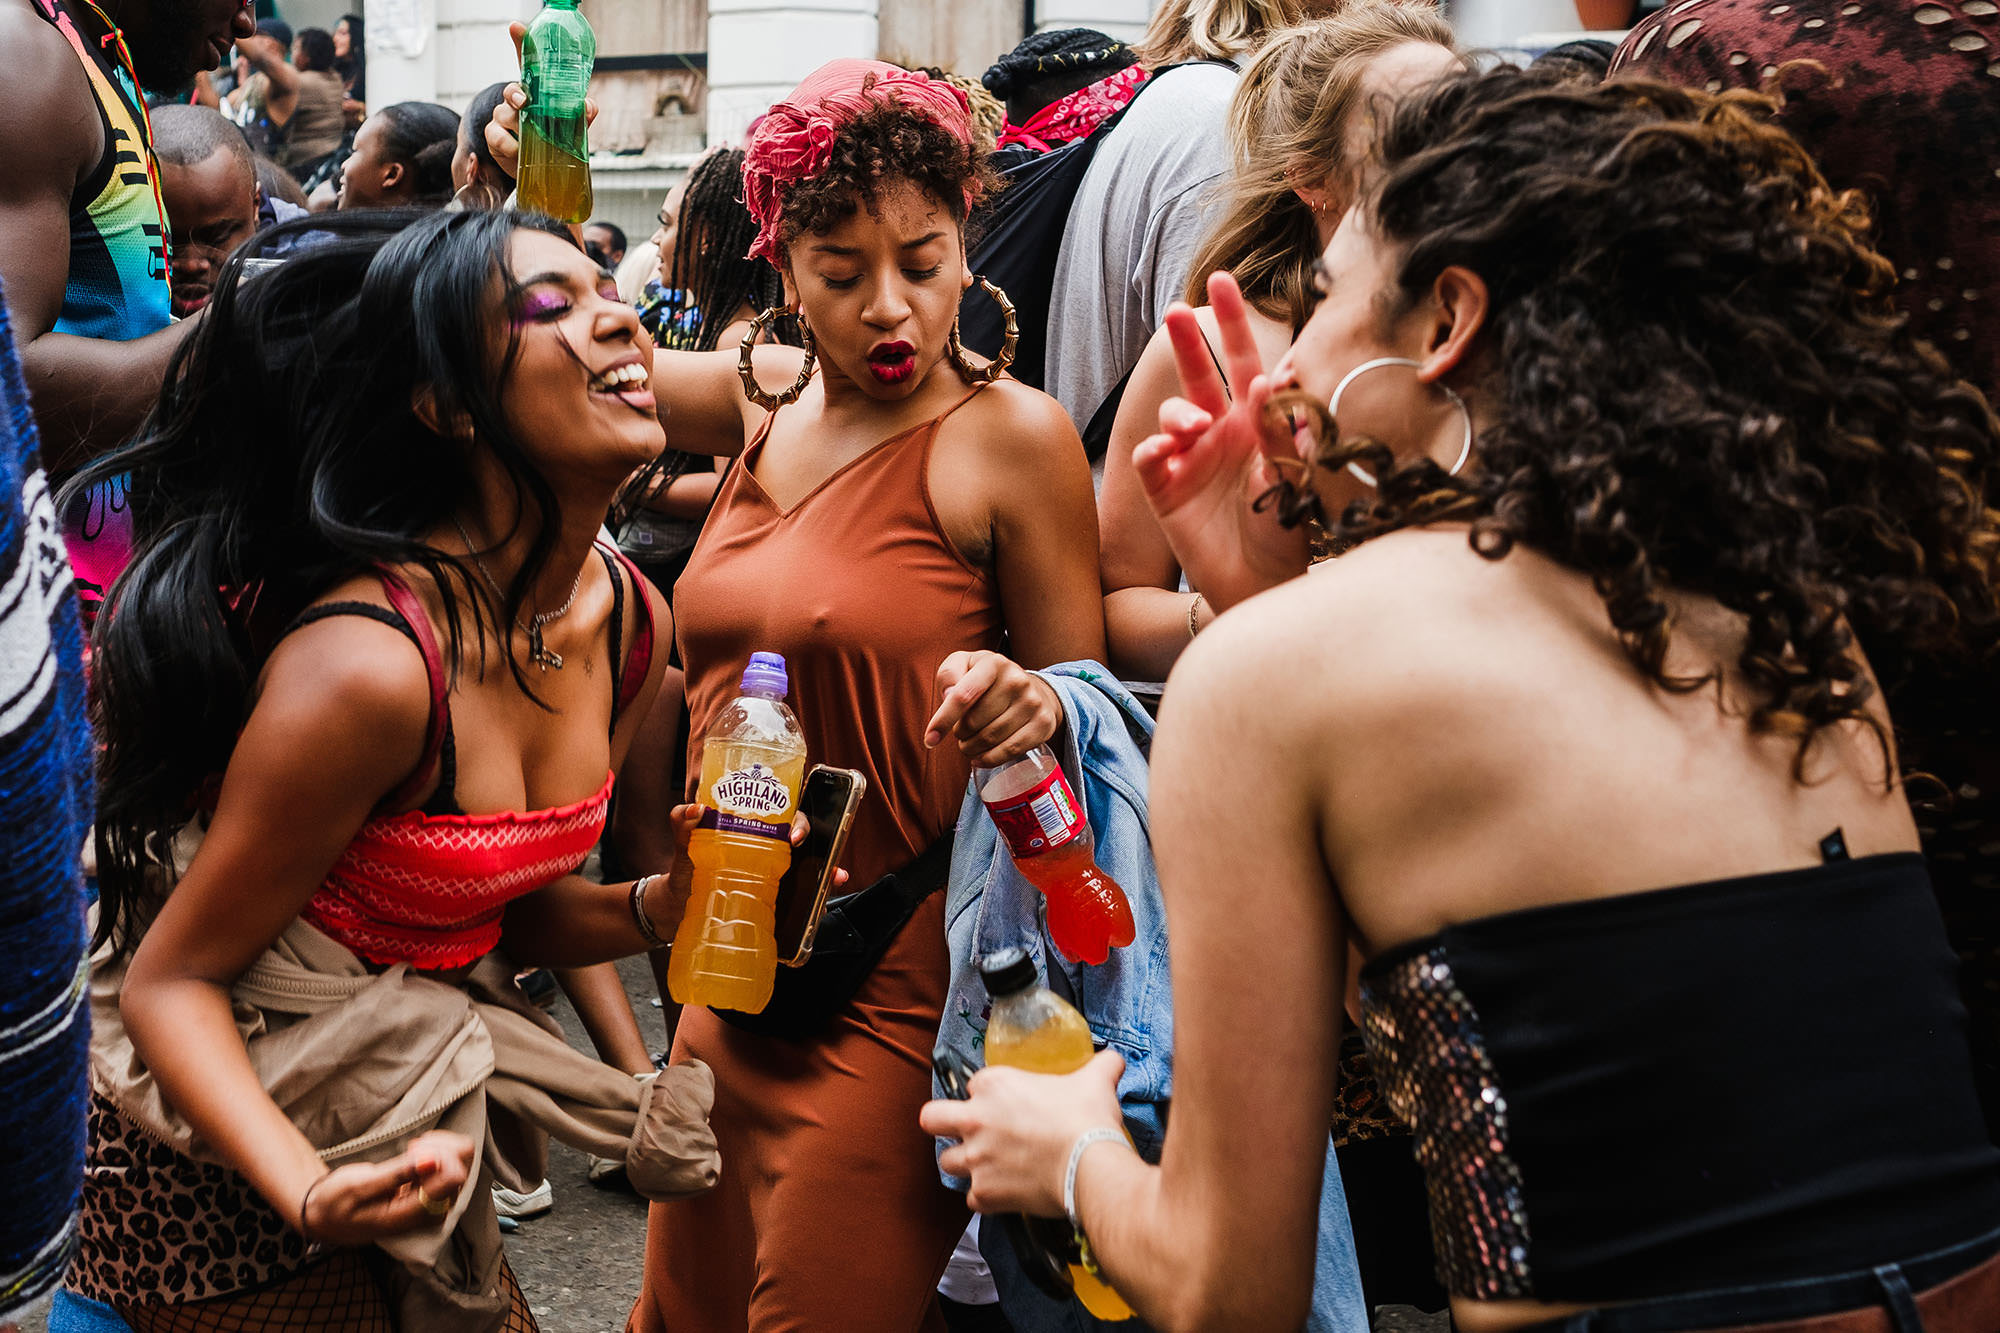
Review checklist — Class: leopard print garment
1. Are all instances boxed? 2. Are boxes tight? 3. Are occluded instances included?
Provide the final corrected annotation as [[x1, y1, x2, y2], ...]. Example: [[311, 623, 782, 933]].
[[68, 1093, 313, 1305]]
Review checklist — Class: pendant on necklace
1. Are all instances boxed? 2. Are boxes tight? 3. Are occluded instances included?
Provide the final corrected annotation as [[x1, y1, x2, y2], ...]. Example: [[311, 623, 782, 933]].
[[528, 623, 563, 671]]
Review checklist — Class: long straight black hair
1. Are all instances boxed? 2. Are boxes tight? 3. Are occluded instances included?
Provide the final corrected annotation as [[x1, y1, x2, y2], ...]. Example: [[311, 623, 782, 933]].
[[66, 207, 577, 955]]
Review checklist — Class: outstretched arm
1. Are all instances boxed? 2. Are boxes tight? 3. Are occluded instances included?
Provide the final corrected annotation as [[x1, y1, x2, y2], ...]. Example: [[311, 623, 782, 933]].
[[0, 14, 194, 474], [239, 35, 300, 127]]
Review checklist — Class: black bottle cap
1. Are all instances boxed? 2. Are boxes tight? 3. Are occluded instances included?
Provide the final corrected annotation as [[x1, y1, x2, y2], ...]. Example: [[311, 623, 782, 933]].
[[978, 946, 1037, 999]]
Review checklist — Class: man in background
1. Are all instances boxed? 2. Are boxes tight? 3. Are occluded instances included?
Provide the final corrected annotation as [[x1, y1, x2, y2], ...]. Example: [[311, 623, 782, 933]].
[[584, 220, 627, 269], [0, 0, 254, 606], [153, 104, 259, 319]]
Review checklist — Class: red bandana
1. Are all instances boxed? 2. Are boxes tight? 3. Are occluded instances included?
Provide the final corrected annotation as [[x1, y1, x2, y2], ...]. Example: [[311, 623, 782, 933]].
[[742, 59, 975, 264], [996, 64, 1149, 153]]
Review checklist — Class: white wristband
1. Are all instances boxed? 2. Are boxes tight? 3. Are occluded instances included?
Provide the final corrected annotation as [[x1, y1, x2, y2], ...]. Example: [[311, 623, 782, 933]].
[[1062, 1127, 1129, 1232]]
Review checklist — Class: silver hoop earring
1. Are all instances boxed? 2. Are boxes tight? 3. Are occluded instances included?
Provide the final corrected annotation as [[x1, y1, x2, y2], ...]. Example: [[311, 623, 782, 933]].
[[1326, 356, 1473, 488]]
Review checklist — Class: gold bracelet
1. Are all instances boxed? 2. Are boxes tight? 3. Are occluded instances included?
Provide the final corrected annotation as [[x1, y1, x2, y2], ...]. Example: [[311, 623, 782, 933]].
[[1187, 593, 1205, 640]]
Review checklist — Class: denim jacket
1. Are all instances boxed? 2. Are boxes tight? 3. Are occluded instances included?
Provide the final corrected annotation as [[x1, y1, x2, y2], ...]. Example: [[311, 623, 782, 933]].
[[936, 662, 1172, 1160], [933, 663, 1368, 1332]]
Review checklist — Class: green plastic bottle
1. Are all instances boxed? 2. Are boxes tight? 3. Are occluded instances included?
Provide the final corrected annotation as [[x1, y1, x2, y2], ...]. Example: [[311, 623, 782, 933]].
[[517, 0, 595, 224]]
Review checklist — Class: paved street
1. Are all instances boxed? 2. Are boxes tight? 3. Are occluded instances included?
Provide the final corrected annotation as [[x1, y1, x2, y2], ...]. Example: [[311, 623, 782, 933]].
[[508, 956, 668, 1332]]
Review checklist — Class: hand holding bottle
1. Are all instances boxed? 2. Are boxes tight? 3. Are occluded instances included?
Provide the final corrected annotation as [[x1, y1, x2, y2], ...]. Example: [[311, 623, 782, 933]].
[[924, 1048, 1128, 1216], [483, 22, 600, 184], [926, 650, 1063, 766]]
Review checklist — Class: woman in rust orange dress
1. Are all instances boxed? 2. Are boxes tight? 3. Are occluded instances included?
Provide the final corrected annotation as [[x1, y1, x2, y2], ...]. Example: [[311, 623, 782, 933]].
[[624, 62, 1106, 1331]]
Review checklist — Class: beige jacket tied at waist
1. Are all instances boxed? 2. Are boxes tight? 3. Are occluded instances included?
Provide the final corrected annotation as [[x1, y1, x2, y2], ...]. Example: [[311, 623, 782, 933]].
[[90, 915, 719, 1331]]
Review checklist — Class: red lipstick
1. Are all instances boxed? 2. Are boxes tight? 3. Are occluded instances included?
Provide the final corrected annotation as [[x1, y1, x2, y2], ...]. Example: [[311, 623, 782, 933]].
[[867, 340, 917, 385]]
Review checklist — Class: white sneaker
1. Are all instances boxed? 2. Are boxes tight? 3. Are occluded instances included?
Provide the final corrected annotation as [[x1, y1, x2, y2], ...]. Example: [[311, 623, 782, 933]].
[[490, 1179, 554, 1219]]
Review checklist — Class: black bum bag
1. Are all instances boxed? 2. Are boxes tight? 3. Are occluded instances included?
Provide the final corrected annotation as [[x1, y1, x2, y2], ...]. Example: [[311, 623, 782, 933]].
[[712, 832, 955, 1040]]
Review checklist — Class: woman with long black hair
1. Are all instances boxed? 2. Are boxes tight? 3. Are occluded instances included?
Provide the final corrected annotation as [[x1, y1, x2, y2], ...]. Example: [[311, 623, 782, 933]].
[[55, 208, 706, 1331]]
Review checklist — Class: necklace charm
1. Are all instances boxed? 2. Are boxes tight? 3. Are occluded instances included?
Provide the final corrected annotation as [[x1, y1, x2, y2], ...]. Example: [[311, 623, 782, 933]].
[[452, 515, 583, 675], [527, 623, 563, 671]]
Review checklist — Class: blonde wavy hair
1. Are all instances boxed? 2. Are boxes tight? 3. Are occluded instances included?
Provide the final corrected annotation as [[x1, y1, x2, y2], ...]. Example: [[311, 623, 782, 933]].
[[1184, 2, 1457, 328], [1133, 0, 1312, 67]]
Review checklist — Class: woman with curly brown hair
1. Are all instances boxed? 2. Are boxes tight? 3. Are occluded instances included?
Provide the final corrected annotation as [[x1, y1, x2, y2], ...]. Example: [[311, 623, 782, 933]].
[[488, 59, 1106, 1330], [926, 66, 2000, 1333]]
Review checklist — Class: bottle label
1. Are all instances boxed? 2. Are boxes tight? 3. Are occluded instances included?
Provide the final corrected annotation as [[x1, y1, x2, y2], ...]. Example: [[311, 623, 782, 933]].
[[710, 761, 793, 820], [697, 808, 788, 840], [985, 768, 1086, 857]]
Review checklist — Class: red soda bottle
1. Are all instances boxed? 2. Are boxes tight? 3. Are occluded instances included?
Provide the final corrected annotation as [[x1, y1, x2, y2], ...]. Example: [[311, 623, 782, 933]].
[[976, 747, 1136, 965]]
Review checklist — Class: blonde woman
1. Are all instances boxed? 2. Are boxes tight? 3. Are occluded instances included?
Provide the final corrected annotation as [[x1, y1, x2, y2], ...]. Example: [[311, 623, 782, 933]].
[[1044, 0, 1317, 429], [1098, 4, 1460, 682]]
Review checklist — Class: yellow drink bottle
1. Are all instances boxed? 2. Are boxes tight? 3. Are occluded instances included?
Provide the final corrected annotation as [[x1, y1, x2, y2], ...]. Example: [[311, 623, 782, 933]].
[[667, 652, 806, 1012], [517, 0, 595, 223], [980, 949, 1137, 1321]]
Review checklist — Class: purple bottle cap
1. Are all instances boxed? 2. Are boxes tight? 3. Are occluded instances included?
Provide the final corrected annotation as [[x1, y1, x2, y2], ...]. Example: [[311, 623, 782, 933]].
[[740, 651, 789, 698]]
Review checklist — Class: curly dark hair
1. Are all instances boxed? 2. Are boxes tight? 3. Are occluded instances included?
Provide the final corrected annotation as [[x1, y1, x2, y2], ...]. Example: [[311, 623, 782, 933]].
[[777, 99, 1000, 253], [1272, 66, 2000, 777]]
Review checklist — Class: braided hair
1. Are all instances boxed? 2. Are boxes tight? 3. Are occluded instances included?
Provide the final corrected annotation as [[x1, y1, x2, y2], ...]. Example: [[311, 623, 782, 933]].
[[613, 150, 800, 529], [981, 28, 1138, 125], [667, 148, 791, 354]]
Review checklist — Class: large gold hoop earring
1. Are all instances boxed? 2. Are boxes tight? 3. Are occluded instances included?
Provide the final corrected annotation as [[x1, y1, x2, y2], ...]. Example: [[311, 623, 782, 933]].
[[739, 306, 817, 409], [946, 276, 1018, 386]]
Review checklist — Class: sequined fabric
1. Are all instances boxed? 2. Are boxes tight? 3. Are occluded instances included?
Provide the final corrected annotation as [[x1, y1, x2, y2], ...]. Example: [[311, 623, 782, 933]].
[[1360, 946, 1533, 1298]]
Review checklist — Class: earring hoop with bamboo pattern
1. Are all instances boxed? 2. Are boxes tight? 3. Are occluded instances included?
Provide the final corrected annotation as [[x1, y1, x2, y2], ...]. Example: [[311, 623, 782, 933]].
[[738, 306, 817, 409], [946, 276, 1018, 385]]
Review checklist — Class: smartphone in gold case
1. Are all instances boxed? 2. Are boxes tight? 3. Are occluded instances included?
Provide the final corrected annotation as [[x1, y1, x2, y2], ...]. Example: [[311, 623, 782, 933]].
[[775, 765, 867, 966]]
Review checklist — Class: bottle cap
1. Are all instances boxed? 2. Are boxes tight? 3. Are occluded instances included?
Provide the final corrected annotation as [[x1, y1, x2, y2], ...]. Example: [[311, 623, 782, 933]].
[[978, 946, 1037, 999], [740, 651, 788, 698]]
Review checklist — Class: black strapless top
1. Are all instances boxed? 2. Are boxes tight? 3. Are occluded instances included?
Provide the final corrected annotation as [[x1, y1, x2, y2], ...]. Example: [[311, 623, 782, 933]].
[[1358, 851, 2000, 1303]]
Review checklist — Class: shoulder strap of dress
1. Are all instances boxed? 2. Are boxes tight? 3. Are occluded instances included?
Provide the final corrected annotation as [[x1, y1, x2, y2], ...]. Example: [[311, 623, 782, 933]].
[[374, 568, 451, 812], [937, 379, 994, 427], [595, 540, 656, 723]]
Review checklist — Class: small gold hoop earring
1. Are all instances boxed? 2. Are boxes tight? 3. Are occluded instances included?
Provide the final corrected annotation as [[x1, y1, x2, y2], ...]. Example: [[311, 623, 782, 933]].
[[739, 306, 817, 409], [946, 276, 1018, 386]]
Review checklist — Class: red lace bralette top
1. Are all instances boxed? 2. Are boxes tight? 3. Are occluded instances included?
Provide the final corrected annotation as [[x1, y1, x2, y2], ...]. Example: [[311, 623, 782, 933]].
[[290, 544, 653, 970]]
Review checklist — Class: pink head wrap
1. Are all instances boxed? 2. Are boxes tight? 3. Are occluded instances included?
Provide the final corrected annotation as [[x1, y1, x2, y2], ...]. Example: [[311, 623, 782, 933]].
[[742, 59, 976, 264]]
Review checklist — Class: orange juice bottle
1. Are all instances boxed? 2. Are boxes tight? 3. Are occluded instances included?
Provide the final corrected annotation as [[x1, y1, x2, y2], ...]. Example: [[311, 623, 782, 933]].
[[980, 949, 1136, 1321], [668, 653, 806, 1011]]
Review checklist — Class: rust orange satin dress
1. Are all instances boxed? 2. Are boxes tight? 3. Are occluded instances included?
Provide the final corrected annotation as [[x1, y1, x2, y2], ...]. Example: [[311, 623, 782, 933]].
[[631, 388, 1000, 1333]]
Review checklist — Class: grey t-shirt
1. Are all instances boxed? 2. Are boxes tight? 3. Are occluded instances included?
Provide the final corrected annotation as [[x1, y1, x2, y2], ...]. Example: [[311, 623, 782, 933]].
[[1044, 62, 1239, 432]]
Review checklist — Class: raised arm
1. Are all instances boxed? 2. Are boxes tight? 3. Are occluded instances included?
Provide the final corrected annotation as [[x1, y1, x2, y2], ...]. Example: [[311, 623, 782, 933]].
[[119, 616, 474, 1245], [0, 11, 193, 474], [1099, 322, 1198, 681], [649, 344, 807, 457], [239, 35, 300, 126]]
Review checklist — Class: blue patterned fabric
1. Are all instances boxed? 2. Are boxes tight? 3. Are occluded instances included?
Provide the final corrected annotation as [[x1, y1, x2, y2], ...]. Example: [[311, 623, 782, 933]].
[[0, 278, 96, 1322]]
